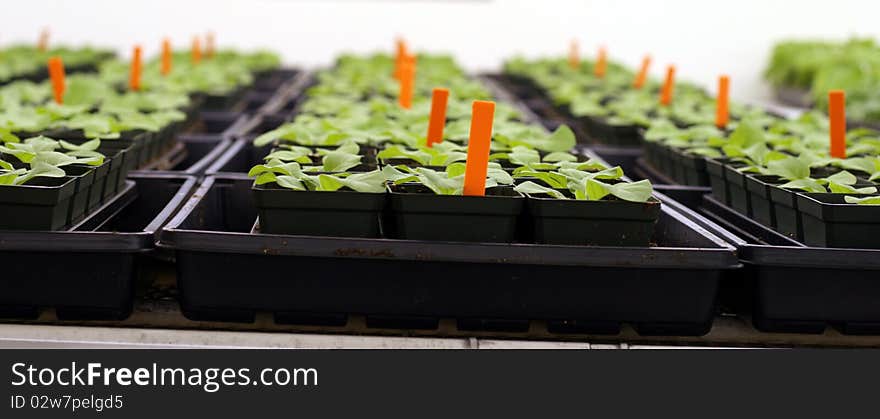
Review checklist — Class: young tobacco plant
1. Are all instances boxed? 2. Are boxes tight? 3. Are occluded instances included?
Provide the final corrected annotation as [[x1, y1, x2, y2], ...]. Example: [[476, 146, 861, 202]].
[[513, 166, 654, 202], [384, 163, 514, 195], [250, 160, 388, 193]]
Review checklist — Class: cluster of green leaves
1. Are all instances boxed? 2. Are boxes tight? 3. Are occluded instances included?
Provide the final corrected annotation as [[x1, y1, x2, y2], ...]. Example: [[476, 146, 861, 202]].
[[384, 163, 514, 195], [97, 49, 279, 96], [0, 136, 104, 186], [0, 45, 113, 83], [504, 56, 775, 129], [251, 53, 652, 202], [648, 114, 880, 203], [251, 160, 389, 193], [0, 75, 189, 137], [764, 38, 880, 122], [512, 161, 653, 202], [257, 141, 369, 173]]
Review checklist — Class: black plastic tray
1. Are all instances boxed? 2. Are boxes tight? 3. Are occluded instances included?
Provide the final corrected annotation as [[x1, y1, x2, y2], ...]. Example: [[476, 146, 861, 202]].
[[159, 175, 739, 336], [660, 188, 880, 335], [204, 112, 294, 175], [139, 112, 253, 175], [0, 173, 197, 320]]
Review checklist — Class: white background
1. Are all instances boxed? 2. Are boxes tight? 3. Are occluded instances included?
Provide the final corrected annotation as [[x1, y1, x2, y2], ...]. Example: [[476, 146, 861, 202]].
[[2, 0, 878, 103]]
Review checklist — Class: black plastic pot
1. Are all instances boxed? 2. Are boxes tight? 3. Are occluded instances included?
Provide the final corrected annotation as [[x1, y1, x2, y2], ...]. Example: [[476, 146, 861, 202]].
[[724, 164, 751, 216], [0, 173, 197, 320], [705, 158, 730, 205], [797, 193, 880, 249], [161, 176, 738, 336], [63, 165, 96, 225], [677, 150, 711, 186], [252, 182, 386, 238], [745, 175, 782, 229], [769, 186, 802, 241], [0, 176, 76, 230], [387, 184, 524, 243], [524, 192, 661, 246], [582, 116, 644, 146], [83, 155, 111, 212]]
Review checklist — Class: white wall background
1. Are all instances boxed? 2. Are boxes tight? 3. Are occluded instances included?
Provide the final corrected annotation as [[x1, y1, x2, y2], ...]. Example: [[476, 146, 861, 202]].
[[3, 0, 878, 103]]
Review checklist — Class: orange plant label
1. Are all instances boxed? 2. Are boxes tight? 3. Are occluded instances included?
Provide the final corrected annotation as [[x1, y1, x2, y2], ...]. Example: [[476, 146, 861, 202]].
[[660, 65, 676, 106], [568, 40, 579, 69], [161, 38, 172, 76], [192, 37, 202, 64], [829, 90, 847, 159], [633, 55, 651, 89], [715, 75, 730, 129], [398, 59, 415, 109], [47, 56, 65, 104], [129, 45, 143, 91], [594, 47, 607, 78], [426, 88, 450, 147], [462, 101, 496, 197], [206, 32, 216, 58], [38, 29, 49, 52]]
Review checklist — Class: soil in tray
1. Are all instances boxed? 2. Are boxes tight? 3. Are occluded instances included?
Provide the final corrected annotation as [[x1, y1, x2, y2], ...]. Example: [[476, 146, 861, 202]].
[[523, 191, 661, 246], [0, 176, 76, 230], [386, 184, 524, 243], [252, 182, 386, 238], [797, 193, 880, 249]]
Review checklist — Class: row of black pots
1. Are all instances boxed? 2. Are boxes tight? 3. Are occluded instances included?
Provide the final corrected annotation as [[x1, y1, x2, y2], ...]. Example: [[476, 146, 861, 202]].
[[706, 157, 880, 248], [642, 141, 711, 186], [0, 112, 198, 230], [0, 139, 138, 230], [252, 181, 661, 247]]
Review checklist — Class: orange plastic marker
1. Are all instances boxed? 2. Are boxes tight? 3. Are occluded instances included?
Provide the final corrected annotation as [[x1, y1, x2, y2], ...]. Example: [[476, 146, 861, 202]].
[[38, 28, 49, 52], [206, 32, 215, 58], [426, 87, 450, 147], [568, 39, 579, 69], [393, 38, 408, 79], [633, 55, 651, 89], [398, 59, 415, 109], [47, 56, 65, 104], [829, 90, 847, 159], [594, 47, 607, 78], [161, 38, 172, 76], [462, 101, 496, 197], [660, 65, 676, 106], [191, 36, 202, 64], [129, 45, 143, 91], [715, 75, 730, 129]]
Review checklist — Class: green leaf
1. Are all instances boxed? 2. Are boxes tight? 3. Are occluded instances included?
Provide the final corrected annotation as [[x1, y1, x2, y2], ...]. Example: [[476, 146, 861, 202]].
[[514, 181, 567, 199], [844, 195, 880, 205], [584, 178, 655, 202], [542, 151, 578, 162], [779, 178, 826, 193], [766, 157, 810, 181], [321, 150, 362, 172]]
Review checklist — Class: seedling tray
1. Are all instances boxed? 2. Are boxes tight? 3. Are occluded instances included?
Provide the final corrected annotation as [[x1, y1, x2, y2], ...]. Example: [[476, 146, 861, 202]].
[[160, 176, 739, 337], [205, 112, 293, 175], [140, 112, 251, 174], [660, 189, 880, 335], [0, 173, 197, 320]]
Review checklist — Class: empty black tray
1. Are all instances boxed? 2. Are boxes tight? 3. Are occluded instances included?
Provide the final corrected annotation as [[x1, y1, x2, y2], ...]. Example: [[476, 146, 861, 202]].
[[0, 173, 197, 320]]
